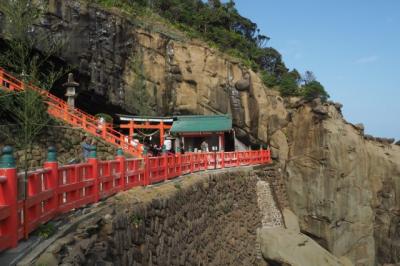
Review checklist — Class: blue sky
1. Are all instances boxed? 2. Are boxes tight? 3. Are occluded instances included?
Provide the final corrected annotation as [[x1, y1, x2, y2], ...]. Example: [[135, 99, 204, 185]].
[[234, 0, 400, 140]]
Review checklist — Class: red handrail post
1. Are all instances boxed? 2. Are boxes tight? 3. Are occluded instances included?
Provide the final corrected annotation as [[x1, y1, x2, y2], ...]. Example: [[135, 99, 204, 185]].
[[63, 104, 68, 121], [0, 68, 4, 86], [82, 116, 87, 130], [163, 153, 168, 181], [87, 146, 99, 202], [189, 153, 194, 173], [116, 149, 126, 191], [177, 153, 182, 177], [144, 156, 150, 186], [0, 146, 19, 248], [221, 152, 225, 169], [102, 125, 107, 139], [120, 135, 125, 149], [263, 149, 267, 164], [43, 146, 59, 215]]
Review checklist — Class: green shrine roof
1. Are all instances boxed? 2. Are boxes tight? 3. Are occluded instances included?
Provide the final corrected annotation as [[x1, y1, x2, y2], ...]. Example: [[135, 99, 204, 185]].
[[171, 115, 232, 133]]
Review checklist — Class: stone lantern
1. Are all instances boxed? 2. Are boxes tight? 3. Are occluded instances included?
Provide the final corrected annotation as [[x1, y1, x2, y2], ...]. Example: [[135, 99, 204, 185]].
[[63, 73, 79, 108]]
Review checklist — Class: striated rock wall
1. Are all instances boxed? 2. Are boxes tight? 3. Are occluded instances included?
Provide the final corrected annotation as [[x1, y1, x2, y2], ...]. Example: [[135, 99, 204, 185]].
[[279, 101, 400, 266], [35, 170, 263, 266], [2, 1, 400, 265], [13, 0, 288, 146]]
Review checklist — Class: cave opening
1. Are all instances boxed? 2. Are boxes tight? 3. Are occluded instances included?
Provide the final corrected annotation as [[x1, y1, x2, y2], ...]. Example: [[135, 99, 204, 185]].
[[51, 69, 133, 126], [0, 37, 134, 131]]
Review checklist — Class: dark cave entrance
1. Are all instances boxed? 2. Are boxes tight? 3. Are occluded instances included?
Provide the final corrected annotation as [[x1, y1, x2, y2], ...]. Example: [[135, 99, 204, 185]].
[[0, 37, 134, 130], [51, 70, 133, 127]]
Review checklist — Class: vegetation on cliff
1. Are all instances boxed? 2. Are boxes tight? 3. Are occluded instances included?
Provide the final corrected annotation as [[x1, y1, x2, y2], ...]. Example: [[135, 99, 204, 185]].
[[0, 0, 66, 183], [0, 0, 329, 103], [125, 50, 154, 115], [91, 0, 329, 100]]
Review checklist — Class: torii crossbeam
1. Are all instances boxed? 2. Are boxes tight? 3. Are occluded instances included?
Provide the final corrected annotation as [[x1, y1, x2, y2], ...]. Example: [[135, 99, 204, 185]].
[[118, 115, 173, 146]]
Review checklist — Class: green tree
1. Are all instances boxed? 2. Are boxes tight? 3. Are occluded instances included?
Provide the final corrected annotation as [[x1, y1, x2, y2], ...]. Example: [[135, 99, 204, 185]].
[[260, 70, 277, 88], [0, 0, 65, 198], [288, 69, 301, 85], [302, 81, 329, 101], [302, 70, 316, 85], [278, 73, 299, 97]]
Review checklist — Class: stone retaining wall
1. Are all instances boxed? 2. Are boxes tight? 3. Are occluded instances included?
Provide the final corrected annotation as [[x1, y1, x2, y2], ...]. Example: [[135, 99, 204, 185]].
[[35, 169, 263, 266], [0, 122, 118, 169]]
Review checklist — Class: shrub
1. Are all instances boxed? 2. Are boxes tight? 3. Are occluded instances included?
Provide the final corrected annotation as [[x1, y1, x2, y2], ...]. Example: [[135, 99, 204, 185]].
[[278, 73, 299, 97], [260, 70, 278, 88], [36, 222, 56, 239], [301, 81, 329, 101]]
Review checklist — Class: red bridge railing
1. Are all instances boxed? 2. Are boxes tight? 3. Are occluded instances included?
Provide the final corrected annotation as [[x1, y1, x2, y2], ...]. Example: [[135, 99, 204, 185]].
[[0, 146, 271, 251], [0, 68, 143, 157]]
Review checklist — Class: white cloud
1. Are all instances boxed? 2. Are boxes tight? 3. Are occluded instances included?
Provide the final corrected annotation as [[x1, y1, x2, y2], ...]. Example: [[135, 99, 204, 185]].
[[354, 55, 379, 64]]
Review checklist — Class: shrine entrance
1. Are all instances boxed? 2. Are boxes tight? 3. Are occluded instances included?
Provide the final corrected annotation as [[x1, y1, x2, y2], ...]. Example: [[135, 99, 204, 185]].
[[118, 115, 173, 148]]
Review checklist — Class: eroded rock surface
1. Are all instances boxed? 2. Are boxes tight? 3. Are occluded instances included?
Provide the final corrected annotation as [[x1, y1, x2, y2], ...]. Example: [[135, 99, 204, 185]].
[[258, 227, 346, 266], [1, 1, 400, 265], [284, 104, 400, 265], [0, 0, 288, 146]]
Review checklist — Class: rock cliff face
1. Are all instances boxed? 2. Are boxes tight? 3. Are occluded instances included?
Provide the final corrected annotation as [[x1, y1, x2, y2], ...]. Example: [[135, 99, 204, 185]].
[[2, 1, 400, 265], [11, 0, 287, 146], [282, 102, 400, 266]]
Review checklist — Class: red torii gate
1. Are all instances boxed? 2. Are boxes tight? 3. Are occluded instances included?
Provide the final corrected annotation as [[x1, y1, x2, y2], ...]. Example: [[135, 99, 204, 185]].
[[118, 116, 173, 146]]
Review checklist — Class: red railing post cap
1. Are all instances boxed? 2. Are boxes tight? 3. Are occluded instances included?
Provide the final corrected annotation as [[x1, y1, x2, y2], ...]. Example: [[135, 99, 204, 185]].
[[47, 146, 57, 162], [0, 146, 15, 168], [89, 145, 97, 158], [116, 148, 124, 156]]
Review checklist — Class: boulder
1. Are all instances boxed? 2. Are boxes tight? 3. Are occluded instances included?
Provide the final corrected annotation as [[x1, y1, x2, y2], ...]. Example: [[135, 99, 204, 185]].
[[312, 97, 322, 106], [258, 227, 351, 266], [364, 134, 375, 141], [282, 208, 300, 233], [35, 252, 59, 266], [270, 147, 280, 160], [333, 102, 343, 111], [386, 138, 395, 145], [235, 79, 250, 91], [312, 105, 328, 116], [376, 137, 395, 145], [339, 256, 354, 266], [354, 123, 365, 134]]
